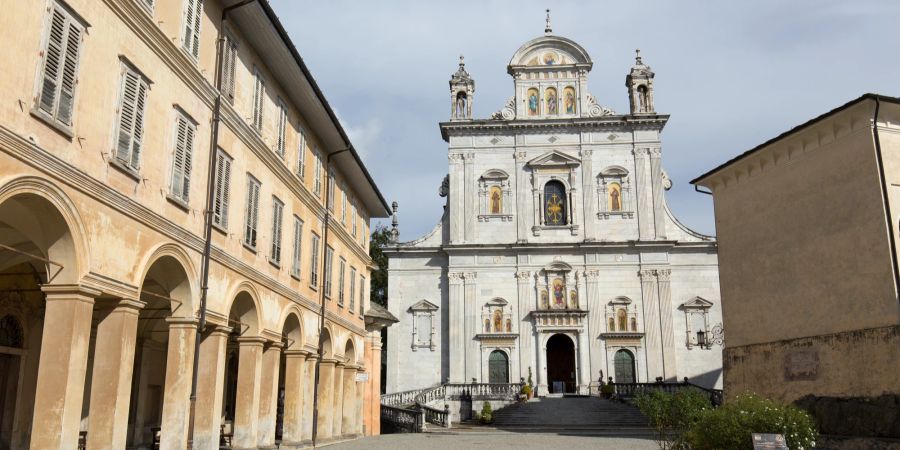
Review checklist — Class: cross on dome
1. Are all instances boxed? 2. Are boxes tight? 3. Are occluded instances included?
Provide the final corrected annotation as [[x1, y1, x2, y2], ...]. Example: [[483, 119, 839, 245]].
[[544, 9, 552, 34]]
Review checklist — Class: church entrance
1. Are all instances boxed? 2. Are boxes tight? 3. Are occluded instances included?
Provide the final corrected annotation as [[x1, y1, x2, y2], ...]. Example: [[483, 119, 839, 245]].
[[614, 349, 635, 383], [545, 334, 576, 394], [488, 350, 509, 383]]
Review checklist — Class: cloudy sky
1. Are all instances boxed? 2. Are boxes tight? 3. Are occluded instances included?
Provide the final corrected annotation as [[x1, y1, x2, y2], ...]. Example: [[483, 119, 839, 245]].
[[271, 0, 900, 239]]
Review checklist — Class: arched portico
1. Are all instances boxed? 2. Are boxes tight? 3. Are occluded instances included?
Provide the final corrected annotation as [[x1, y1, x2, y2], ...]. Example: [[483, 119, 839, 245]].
[[222, 289, 263, 449], [279, 310, 309, 445]]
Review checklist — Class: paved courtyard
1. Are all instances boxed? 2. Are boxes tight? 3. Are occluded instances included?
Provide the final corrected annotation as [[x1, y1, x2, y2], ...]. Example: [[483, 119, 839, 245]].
[[326, 431, 657, 450]]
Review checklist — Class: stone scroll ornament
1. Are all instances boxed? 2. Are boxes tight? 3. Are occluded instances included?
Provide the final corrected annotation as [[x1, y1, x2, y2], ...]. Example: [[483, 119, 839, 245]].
[[490, 96, 516, 120], [710, 323, 724, 346], [585, 94, 616, 117]]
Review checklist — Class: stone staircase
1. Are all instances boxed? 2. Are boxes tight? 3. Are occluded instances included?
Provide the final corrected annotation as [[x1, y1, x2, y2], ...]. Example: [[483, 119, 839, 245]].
[[490, 396, 650, 430]]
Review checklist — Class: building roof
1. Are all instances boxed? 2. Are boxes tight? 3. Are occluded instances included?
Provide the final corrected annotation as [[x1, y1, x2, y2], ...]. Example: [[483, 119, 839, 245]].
[[226, 0, 391, 217], [691, 93, 900, 187]]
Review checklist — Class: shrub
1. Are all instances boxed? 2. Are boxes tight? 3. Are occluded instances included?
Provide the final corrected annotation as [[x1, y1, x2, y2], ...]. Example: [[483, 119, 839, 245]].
[[634, 389, 711, 450], [479, 402, 493, 424], [521, 384, 533, 396], [684, 393, 817, 450], [601, 383, 615, 396]]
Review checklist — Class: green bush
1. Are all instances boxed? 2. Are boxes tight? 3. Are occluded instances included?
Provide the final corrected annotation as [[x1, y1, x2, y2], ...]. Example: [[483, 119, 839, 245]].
[[521, 384, 533, 396], [684, 393, 817, 450], [635, 390, 711, 450], [600, 383, 615, 396], [479, 402, 493, 424]]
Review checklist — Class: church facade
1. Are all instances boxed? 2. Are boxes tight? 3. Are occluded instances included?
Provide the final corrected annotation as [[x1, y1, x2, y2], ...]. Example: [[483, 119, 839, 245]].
[[385, 20, 723, 396]]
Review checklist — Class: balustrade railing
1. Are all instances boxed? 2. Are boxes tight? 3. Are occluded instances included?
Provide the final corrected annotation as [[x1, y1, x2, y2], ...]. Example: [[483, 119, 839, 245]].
[[382, 382, 525, 432], [420, 404, 451, 428], [613, 379, 723, 407], [380, 404, 424, 433], [381, 388, 426, 407]]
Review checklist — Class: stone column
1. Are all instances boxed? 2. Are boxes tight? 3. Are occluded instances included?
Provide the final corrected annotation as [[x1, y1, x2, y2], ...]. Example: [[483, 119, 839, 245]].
[[633, 148, 654, 240], [364, 332, 382, 435], [584, 270, 603, 391], [331, 362, 345, 437], [341, 365, 356, 436], [577, 331, 590, 395], [30, 285, 98, 449], [448, 272, 464, 382], [515, 150, 528, 242], [656, 269, 676, 380], [159, 317, 198, 450], [86, 298, 144, 450], [315, 359, 335, 440], [281, 350, 308, 445], [192, 325, 232, 450], [354, 368, 365, 435], [649, 148, 666, 239], [302, 356, 317, 440], [639, 269, 662, 381], [257, 341, 283, 448], [463, 272, 478, 381], [232, 336, 265, 449], [516, 271, 532, 383]]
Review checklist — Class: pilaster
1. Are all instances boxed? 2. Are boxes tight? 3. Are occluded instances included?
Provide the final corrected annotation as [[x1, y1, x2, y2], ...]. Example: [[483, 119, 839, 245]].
[[448, 272, 465, 382], [581, 148, 596, 240], [463, 272, 478, 381], [515, 271, 532, 381], [639, 270, 663, 381], [464, 152, 476, 242], [633, 148, 655, 240], [449, 153, 464, 243], [656, 269, 676, 379], [649, 148, 666, 239], [515, 150, 529, 242]]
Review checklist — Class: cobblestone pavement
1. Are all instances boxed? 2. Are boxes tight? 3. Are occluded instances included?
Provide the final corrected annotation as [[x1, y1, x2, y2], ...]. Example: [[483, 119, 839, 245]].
[[325, 431, 657, 450]]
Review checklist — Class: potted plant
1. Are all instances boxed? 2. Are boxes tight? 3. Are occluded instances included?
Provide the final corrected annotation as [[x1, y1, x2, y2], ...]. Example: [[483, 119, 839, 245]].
[[600, 382, 615, 399], [479, 402, 494, 424], [520, 383, 533, 401]]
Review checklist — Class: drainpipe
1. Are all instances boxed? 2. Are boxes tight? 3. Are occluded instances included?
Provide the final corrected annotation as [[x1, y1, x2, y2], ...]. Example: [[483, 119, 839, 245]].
[[311, 147, 351, 447], [188, 1, 257, 447]]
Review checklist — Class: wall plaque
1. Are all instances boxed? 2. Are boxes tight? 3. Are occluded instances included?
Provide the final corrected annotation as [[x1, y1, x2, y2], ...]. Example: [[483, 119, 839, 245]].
[[752, 433, 788, 449], [784, 349, 819, 381]]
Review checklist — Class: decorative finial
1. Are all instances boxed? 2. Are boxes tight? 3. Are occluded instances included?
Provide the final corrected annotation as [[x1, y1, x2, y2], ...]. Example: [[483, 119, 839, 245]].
[[545, 9, 552, 34], [390, 201, 400, 243], [459, 54, 465, 67], [635, 48, 642, 64]]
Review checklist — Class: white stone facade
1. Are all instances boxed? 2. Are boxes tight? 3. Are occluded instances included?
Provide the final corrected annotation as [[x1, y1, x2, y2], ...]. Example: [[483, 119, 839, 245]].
[[385, 26, 723, 395]]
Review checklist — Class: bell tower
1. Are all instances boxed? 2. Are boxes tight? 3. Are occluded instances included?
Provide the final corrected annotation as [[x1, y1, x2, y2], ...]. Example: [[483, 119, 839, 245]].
[[626, 49, 655, 115], [450, 55, 475, 121]]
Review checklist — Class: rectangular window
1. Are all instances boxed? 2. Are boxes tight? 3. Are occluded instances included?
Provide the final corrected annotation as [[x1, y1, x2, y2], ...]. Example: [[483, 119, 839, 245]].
[[37, 1, 85, 128], [182, 0, 202, 59], [291, 216, 303, 278], [324, 245, 334, 298], [327, 170, 335, 211], [337, 258, 346, 306], [270, 197, 284, 265], [341, 190, 347, 224], [313, 150, 322, 197], [169, 111, 197, 203], [221, 31, 238, 104], [351, 204, 357, 236], [113, 62, 149, 172], [212, 149, 232, 229], [276, 100, 287, 157], [252, 70, 265, 131], [349, 267, 356, 312], [359, 276, 365, 316], [297, 129, 307, 178], [309, 233, 320, 287], [244, 175, 261, 248]]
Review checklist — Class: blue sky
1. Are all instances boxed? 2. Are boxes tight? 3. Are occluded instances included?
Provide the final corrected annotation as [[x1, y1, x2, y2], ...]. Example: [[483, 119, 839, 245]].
[[271, 0, 900, 239]]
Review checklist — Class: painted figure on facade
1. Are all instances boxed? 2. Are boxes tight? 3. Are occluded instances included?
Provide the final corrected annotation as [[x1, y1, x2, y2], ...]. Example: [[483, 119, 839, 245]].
[[546, 88, 558, 114], [528, 88, 539, 115], [564, 87, 576, 114], [569, 290, 578, 309], [609, 183, 621, 211], [541, 290, 550, 309], [506, 318, 512, 332], [490, 187, 502, 214], [484, 318, 490, 332], [552, 278, 565, 307], [493, 310, 503, 332]]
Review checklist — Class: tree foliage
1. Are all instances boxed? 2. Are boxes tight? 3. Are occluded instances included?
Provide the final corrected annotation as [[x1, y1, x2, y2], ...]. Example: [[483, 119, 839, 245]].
[[368, 225, 392, 307]]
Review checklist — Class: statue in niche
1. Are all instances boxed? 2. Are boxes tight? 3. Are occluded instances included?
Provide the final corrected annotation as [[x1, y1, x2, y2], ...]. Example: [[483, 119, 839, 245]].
[[455, 92, 468, 119], [630, 317, 637, 332], [484, 319, 490, 333], [608, 317, 615, 331], [528, 89, 539, 115], [637, 85, 650, 113], [569, 290, 578, 309], [541, 290, 549, 309], [564, 88, 576, 114], [552, 278, 565, 308], [506, 319, 512, 332], [546, 89, 558, 114]]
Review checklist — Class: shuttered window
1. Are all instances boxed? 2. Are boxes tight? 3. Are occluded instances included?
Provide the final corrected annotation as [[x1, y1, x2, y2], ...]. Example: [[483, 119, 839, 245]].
[[327, 170, 335, 210], [359, 276, 365, 315], [341, 190, 347, 224], [324, 245, 334, 298], [270, 197, 284, 265], [212, 149, 232, 228], [182, 0, 202, 59], [351, 204, 358, 236], [113, 63, 149, 171], [37, 2, 84, 128], [297, 129, 307, 178], [337, 258, 346, 306], [252, 70, 265, 131], [244, 175, 261, 248], [276, 100, 287, 157], [170, 112, 197, 203], [349, 267, 357, 312], [221, 32, 238, 104], [309, 234, 320, 287], [291, 216, 303, 278], [313, 151, 322, 196]]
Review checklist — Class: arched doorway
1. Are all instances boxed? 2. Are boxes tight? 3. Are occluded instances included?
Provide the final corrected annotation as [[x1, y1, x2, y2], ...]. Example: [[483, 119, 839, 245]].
[[614, 349, 636, 383], [488, 350, 509, 383], [546, 334, 576, 394]]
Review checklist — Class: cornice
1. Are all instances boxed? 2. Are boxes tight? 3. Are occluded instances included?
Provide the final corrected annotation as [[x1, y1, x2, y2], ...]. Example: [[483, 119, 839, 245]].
[[439, 115, 669, 141]]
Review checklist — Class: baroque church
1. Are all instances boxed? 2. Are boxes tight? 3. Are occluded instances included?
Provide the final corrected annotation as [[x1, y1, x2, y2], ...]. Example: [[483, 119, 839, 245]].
[[384, 15, 723, 396]]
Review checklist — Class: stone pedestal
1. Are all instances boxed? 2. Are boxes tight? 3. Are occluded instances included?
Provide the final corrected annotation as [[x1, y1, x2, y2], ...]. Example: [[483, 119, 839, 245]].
[[257, 341, 283, 448], [159, 317, 198, 450], [232, 336, 265, 449], [31, 285, 98, 450], [86, 298, 144, 450], [281, 350, 308, 445], [191, 325, 231, 450]]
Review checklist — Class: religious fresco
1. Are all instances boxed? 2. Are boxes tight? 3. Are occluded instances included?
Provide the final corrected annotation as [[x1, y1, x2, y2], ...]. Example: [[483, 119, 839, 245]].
[[552, 278, 566, 307], [540, 290, 550, 309], [527, 88, 539, 115], [569, 290, 578, 309], [543, 52, 557, 65], [493, 310, 503, 332], [609, 182, 622, 211], [564, 87, 576, 114], [484, 318, 490, 333], [546, 88, 558, 114], [505, 319, 512, 332], [490, 186, 502, 213]]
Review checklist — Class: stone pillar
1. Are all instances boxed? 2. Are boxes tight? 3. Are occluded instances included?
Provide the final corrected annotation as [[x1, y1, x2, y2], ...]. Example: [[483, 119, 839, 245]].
[[649, 148, 666, 239], [281, 350, 308, 445], [656, 269, 676, 380], [354, 368, 365, 435], [515, 150, 529, 242], [192, 325, 231, 450], [331, 362, 345, 437], [232, 336, 265, 449], [535, 333, 546, 395], [86, 298, 144, 450], [577, 331, 590, 394], [302, 356, 317, 440], [633, 148, 654, 240], [581, 148, 596, 240], [30, 285, 98, 450], [159, 317, 198, 450], [516, 271, 532, 383], [584, 270, 603, 391], [341, 366, 356, 436], [257, 341, 283, 448], [449, 154, 464, 243], [364, 332, 382, 435], [463, 272, 478, 381], [464, 152, 475, 242], [639, 269, 663, 381], [315, 359, 335, 440], [448, 272, 465, 382]]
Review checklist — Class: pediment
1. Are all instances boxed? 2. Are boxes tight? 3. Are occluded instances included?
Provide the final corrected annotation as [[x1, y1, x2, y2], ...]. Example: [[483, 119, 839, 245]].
[[409, 299, 439, 312], [680, 296, 714, 310], [485, 297, 508, 307], [609, 296, 633, 305], [527, 150, 581, 169], [543, 261, 574, 272]]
